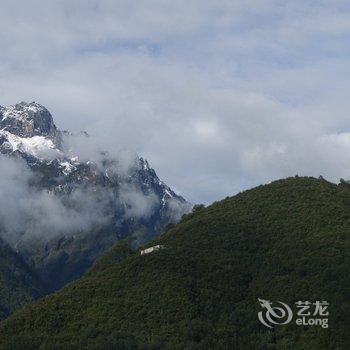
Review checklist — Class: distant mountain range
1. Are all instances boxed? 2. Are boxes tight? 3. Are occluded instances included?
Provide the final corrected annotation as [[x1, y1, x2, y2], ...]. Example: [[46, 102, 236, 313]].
[[0, 177, 348, 349], [0, 102, 191, 303]]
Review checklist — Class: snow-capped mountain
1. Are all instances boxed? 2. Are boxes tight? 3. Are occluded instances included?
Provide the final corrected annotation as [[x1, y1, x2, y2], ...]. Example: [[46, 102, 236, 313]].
[[0, 102, 60, 157], [0, 102, 58, 139], [0, 101, 191, 291], [0, 101, 186, 211]]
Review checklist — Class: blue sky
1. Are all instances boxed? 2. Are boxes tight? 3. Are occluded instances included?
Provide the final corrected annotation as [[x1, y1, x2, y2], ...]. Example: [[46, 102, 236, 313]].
[[1, 1, 350, 203]]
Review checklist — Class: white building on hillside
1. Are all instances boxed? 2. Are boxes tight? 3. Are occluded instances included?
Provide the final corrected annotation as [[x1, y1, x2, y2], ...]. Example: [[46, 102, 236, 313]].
[[140, 245, 165, 255]]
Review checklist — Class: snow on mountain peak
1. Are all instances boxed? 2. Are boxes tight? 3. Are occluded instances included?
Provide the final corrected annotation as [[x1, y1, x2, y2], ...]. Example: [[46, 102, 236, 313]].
[[0, 102, 57, 138], [0, 102, 189, 216], [0, 130, 62, 160]]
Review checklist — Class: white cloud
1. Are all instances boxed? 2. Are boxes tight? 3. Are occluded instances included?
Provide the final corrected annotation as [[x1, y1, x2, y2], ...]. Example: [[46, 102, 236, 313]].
[[119, 184, 158, 219], [1, 1, 350, 203], [0, 155, 111, 244]]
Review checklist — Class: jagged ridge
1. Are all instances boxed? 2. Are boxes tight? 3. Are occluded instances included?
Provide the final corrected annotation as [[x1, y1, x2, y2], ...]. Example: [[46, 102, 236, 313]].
[[0, 101, 191, 292]]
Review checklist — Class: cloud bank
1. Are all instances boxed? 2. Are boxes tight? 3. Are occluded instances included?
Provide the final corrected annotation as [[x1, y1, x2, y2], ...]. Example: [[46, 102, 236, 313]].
[[0, 151, 185, 244], [1, 1, 350, 203], [0, 155, 113, 244]]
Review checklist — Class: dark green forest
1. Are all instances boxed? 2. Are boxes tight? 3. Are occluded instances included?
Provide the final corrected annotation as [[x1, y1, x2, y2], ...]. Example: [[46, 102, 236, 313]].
[[0, 240, 44, 320], [0, 177, 349, 349]]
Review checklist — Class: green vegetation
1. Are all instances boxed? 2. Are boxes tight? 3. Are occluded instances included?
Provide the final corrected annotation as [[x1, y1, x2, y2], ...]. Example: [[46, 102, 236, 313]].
[[0, 240, 45, 320], [0, 177, 349, 349], [19, 224, 121, 293], [19, 222, 168, 293]]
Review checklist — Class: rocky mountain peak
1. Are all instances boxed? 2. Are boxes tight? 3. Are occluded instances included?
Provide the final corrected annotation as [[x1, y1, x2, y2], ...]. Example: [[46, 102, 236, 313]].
[[0, 102, 57, 138], [0, 101, 191, 293]]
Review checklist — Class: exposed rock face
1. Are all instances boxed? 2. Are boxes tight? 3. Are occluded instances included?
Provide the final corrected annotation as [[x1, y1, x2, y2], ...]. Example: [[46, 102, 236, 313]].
[[0, 102, 57, 139], [0, 101, 191, 291]]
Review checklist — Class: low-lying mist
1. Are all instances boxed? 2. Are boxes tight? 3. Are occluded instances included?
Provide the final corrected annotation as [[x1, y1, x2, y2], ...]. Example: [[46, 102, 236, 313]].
[[0, 155, 110, 244]]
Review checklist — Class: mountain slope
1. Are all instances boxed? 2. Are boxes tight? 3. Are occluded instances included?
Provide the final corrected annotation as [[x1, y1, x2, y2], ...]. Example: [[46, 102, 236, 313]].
[[0, 239, 45, 320], [0, 101, 190, 292], [0, 177, 349, 349]]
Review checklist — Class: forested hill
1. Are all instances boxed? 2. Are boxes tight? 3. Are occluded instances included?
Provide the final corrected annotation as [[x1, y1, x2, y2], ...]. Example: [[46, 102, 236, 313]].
[[0, 177, 349, 349], [0, 240, 45, 320]]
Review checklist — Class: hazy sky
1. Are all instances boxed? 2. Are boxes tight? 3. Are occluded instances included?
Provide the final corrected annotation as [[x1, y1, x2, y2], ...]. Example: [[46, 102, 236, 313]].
[[1, 1, 350, 203]]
